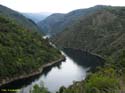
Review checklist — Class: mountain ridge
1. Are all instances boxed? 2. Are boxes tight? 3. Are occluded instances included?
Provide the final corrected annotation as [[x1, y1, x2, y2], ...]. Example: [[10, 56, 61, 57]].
[[52, 6, 125, 61], [0, 4, 41, 32], [38, 5, 110, 35]]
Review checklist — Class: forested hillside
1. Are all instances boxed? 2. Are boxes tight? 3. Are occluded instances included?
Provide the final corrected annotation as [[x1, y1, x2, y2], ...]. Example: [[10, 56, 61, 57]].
[[38, 13, 65, 34], [0, 4, 124, 93], [0, 15, 62, 86], [52, 6, 125, 93], [38, 5, 106, 35], [0, 5, 40, 32], [53, 7, 125, 60]]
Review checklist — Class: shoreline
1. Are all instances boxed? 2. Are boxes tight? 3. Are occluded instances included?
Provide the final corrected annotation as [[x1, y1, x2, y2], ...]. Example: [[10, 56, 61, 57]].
[[0, 56, 65, 87], [62, 47, 105, 60]]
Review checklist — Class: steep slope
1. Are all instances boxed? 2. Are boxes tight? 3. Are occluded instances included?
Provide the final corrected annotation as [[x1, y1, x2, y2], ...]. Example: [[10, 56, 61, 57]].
[[0, 15, 63, 86], [53, 7, 125, 59], [38, 5, 107, 35], [0, 5, 40, 32], [22, 12, 51, 23], [54, 7, 125, 93], [38, 13, 65, 34]]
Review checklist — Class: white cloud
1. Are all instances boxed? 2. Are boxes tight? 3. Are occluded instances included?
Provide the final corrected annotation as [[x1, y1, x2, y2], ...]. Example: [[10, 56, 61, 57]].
[[0, 0, 124, 13]]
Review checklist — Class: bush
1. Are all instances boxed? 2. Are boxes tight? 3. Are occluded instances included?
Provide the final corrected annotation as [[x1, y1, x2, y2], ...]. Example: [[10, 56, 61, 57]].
[[31, 84, 50, 93], [0, 15, 61, 81], [84, 73, 119, 93]]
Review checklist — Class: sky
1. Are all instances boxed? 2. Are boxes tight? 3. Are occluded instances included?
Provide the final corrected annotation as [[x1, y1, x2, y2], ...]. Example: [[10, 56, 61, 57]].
[[0, 0, 125, 13]]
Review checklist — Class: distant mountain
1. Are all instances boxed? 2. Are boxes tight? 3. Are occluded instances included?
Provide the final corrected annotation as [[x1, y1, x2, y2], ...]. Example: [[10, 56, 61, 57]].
[[22, 12, 51, 23], [0, 4, 40, 32], [38, 13, 65, 34], [38, 5, 107, 35]]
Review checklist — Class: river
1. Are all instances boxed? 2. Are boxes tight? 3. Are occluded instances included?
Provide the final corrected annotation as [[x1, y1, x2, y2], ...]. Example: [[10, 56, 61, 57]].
[[0, 48, 103, 93]]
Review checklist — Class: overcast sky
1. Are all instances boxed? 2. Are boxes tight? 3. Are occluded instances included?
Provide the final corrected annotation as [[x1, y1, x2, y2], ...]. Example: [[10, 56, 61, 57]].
[[0, 0, 124, 13]]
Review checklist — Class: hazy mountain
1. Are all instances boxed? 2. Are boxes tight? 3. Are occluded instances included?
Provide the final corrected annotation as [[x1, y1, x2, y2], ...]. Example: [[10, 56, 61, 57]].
[[22, 12, 52, 23], [38, 5, 107, 35], [0, 4, 40, 32], [38, 13, 65, 34]]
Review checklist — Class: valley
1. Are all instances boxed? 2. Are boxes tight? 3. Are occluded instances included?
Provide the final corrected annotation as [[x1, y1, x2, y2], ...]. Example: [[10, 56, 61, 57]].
[[0, 48, 104, 93], [0, 4, 124, 93]]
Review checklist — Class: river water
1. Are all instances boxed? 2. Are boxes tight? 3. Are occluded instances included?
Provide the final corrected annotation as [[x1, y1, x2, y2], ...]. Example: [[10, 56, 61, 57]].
[[0, 48, 103, 93]]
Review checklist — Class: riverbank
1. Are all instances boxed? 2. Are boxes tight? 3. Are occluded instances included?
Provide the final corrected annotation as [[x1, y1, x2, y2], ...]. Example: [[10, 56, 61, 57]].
[[62, 47, 105, 60], [0, 55, 65, 87], [57, 48, 125, 93]]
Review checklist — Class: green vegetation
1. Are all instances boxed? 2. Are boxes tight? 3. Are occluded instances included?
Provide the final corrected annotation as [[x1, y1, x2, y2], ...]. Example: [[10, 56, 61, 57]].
[[53, 7, 125, 59], [0, 5, 40, 32], [38, 5, 107, 35], [0, 15, 62, 84], [52, 6, 125, 93], [31, 53, 124, 93], [23, 6, 125, 93], [57, 50, 125, 93], [0, 5, 124, 93], [31, 84, 50, 93], [57, 71, 119, 93]]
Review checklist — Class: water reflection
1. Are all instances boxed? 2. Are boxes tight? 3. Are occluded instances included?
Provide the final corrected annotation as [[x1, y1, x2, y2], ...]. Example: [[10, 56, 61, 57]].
[[0, 48, 104, 93], [18, 51, 88, 93], [62, 48, 104, 70]]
